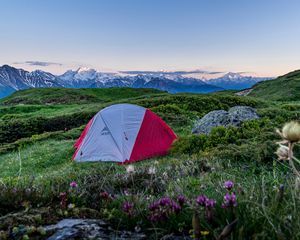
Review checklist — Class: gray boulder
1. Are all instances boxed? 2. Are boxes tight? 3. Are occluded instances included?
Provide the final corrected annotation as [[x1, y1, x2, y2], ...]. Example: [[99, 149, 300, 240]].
[[192, 106, 259, 135]]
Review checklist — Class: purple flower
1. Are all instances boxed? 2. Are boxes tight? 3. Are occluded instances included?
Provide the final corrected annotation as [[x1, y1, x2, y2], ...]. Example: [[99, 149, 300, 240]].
[[171, 202, 182, 214], [177, 195, 186, 206], [224, 181, 234, 190], [100, 191, 113, 202], [159, 197, 171, 206], [122, 202, 134, 216], [222, 192, 238, 208], [205, 198, 216, 208], [148, 196, 183, 222], [196, 195, 208, 206], [149, 202, 159, 211], [70, 181, 78, 188]]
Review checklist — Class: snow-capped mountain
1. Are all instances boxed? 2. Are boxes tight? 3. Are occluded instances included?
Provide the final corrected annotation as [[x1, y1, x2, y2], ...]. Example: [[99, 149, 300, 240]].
[[205, 72, 272, 90], [0, 65, 62, 98], [57, 68, 223, 93], [0, 65, 60, 89], [0, 65, 271, 98]]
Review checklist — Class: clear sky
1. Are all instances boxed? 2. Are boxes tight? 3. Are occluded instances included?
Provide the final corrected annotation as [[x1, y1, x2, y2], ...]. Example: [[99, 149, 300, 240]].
[[0, 0, 300, 76]]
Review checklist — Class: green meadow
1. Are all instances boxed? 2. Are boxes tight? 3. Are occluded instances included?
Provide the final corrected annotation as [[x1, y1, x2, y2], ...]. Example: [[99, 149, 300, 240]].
[[1, 74, 300, 239]]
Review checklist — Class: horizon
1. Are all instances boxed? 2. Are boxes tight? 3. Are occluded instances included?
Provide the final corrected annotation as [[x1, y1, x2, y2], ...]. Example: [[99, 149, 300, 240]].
[[1, 0, 300, 77], [0, 64, 275, 80]]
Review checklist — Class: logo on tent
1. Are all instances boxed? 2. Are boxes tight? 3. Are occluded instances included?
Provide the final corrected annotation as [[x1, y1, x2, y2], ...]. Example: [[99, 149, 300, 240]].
[[100, 126, 110, 136], [124, 132, 128, 141]]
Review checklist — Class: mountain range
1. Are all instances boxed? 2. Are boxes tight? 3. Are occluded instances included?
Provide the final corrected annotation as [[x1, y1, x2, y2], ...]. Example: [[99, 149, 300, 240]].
[[0, 65, 272, 98]]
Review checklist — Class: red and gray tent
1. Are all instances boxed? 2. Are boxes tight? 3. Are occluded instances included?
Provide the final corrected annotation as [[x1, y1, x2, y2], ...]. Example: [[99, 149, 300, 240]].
[[73, 103, 177, 163]]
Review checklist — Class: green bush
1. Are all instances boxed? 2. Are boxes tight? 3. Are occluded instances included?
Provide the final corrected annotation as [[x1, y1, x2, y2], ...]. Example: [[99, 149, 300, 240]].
[[135, 94, 261, 116], [171, 118, 280, 163], [0, 111, 95, 144]]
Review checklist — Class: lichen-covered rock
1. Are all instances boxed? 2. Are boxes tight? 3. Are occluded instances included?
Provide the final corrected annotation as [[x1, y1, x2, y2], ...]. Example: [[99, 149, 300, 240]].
[[192, 110, 229, 135], [45, 219, 146, 240], [228, 106, 259, 125], [192, 106, 259, 135]]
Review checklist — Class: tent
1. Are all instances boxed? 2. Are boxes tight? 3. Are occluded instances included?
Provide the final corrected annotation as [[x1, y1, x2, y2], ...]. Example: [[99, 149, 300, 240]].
[[73, 103, 177, 163]]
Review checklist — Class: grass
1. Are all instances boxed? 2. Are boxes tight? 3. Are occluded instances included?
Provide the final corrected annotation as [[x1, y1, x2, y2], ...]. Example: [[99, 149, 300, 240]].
[[1, 87, 165, 105], [1, 87, 300, 239], [249, 69, 300, 101]]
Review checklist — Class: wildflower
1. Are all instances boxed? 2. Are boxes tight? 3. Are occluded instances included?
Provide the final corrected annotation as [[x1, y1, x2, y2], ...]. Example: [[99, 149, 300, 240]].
[[202, 197, 216, 222], [70, 181, 78, 188], [122, 201, 134, 216], [177, 195, 186, 206], [100, 191, 111, 200], [224, 180, 234, 190], [126, 165, 135, 174], [124, 189, 130, 196], [222, 192, 237, 208], [201, 231, 209, 236], [281, 121, 300, 142], [205, 198, 216, 208], [275, 144, 289, 161], [149, 196, 182, 222], [171, 202, 182, 214], [196, 194, 208, 206], [149, 202, 159, 211], [68, 203, 75, 209], [159, 197, 171, 206], [148, 166, 156, 175]]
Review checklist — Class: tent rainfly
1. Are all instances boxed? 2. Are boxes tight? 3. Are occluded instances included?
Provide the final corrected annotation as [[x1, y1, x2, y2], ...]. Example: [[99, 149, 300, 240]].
[[73, 103, 177, 163]]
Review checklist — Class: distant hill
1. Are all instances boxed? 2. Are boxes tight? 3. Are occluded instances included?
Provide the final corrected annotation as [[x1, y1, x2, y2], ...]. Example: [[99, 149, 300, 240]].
[[249, 69, 300, 101], [0, 87, 164, 105]]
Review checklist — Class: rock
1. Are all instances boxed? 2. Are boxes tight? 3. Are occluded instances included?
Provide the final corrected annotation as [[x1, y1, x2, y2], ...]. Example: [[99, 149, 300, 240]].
[[192, 106, 259, 135], [192, 110, 229, 135], [44, 219, 146, 240], [228, 106, 259, 126]]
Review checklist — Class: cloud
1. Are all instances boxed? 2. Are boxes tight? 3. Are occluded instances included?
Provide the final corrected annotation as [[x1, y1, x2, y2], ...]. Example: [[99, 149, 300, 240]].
[[120, 70, 224, 75], [14, 61, 63, 67]]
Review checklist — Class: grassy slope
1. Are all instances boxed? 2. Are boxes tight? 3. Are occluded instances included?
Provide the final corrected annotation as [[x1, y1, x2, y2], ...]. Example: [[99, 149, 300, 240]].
[[1, 87, 300, 238], [1, 87, 165, 105], [249, 69, 300, 101]]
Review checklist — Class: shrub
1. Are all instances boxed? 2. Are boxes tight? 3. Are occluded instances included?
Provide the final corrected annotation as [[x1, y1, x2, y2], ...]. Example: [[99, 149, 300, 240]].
[[0, 111, 95, 144]]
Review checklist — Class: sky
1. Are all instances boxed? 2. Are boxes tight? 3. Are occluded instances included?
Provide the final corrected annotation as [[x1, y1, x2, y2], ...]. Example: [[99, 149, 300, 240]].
[[0, 0, 300, 77]]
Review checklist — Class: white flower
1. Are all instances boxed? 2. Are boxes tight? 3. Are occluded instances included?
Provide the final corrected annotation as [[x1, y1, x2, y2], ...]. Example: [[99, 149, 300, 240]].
[[275, 144, 289, 161], [148, 166, 156, 175], [162, 172, 168, 178], [68, 203, 75, 209], [125, 165, 135, 174]]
